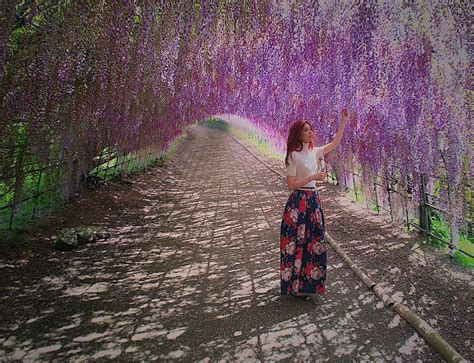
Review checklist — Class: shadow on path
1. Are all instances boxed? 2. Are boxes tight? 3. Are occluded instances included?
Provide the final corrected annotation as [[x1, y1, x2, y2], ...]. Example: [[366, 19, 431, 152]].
[[0, 125, 443, 361]]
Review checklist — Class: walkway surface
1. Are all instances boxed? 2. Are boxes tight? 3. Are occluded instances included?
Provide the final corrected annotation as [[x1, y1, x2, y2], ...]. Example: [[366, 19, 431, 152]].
[[0, 125, 471, 361]]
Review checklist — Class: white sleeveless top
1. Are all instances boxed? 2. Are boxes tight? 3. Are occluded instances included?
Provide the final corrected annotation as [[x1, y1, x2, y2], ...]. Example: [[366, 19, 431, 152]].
[[286, 142, 324, 188]]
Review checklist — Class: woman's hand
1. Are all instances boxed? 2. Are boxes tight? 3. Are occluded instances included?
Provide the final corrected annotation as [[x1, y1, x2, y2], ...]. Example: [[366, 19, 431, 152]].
[[341, 108, 349, 126], [311, 172, 327, 181], [342, 108, 349, 120]]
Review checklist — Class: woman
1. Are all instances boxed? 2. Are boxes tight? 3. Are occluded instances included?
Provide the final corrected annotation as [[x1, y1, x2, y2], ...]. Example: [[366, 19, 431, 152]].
[[280, 109, 349, 299]]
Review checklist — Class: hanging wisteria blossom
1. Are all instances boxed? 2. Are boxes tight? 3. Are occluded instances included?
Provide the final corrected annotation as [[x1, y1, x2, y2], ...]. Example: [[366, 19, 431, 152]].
[[0, 1, 471, 241]]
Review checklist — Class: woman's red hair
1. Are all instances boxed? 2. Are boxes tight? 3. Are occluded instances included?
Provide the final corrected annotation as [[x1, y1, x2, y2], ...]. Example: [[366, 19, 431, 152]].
[[285, 120, 314, 166]]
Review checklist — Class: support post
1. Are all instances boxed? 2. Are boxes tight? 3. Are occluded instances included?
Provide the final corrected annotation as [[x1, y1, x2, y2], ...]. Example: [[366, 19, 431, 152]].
[[419, 175, 432, 243]]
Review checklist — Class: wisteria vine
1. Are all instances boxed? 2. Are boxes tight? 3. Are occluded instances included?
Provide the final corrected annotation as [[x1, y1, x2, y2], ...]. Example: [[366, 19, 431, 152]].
[[0, 1, 471, 238]]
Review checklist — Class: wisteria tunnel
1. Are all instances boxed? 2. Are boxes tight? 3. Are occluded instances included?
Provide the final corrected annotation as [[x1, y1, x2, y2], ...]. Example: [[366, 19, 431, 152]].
[[0, 1, 472, 361]]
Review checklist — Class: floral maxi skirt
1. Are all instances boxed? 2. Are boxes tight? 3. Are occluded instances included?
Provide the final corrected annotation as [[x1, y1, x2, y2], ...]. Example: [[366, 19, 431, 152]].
[[280, 190, 327, 295]]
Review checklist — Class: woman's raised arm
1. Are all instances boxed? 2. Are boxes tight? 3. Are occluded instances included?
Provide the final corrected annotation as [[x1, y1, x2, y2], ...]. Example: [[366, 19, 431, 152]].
[[322, 109, 352, 156]]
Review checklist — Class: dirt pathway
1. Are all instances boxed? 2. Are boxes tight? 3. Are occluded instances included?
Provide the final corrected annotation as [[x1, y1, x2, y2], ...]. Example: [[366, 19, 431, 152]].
[[0, 125, 460, 361]]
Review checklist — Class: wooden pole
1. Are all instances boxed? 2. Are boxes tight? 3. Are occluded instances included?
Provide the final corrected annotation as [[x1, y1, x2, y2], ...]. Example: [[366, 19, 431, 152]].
[[325, 232, 467, 363]]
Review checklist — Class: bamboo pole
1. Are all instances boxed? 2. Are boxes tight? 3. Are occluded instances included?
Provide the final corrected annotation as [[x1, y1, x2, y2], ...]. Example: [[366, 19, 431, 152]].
[[372, 284, 395, 308], [326, 235, 376, 289], [325, 232, 467, 363], [393, 303, 467, 363]]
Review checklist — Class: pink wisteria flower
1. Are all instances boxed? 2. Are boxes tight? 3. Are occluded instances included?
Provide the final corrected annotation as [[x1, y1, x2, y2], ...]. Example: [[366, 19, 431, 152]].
[[0, 1, 470, 244]]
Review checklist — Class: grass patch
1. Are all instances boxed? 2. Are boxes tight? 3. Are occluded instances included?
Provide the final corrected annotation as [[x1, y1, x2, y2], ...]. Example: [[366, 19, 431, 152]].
[[162, 132, 187, 162], [89, 146, 173, 183], [229, 126, 284, 161], [201, 118, 231, 131], [344, 183, 473, 269], [201, 117, 284, 161], [369, 200, 380, 213], [87, 130, 187, 184], [0, 189, 66, 239], [346, 187, 366, 204], [453, 245, 474, 268], [430, 215, 473, 269], [89, 152, 155, 181], [346, 187, 380, 213], [1, 132, 185, 233], [0, 177, 67, 231], [454, 247, 474, 269]]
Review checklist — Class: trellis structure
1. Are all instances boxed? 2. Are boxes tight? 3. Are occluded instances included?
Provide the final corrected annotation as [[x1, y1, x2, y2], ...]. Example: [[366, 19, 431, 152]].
[[1, 2, 471, 251], [0, 146, 164, 230], [323, 163, 473, 259]]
